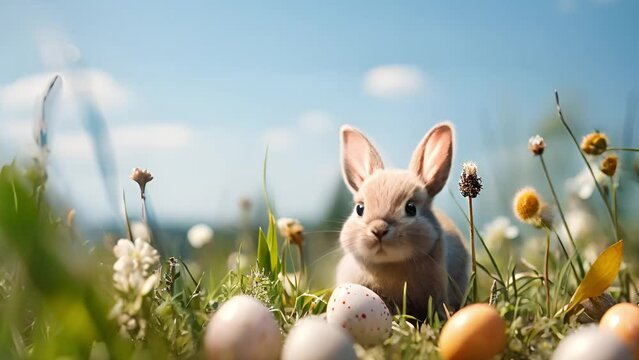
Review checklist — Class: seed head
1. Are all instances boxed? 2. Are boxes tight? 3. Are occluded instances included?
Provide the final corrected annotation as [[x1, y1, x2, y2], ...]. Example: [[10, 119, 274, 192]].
[[528, 135, 545, 156], [581, 132, 608, 156], [513, 187, 541, 223], [459, 162, 482, 198], [131, 168, 153, 195], [277, 217, 304, 246], [600, 154, 618, 177], [530, 204, 555, 229]]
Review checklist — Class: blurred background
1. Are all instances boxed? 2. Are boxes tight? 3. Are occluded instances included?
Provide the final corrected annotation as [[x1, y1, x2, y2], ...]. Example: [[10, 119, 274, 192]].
[[1, 1, 638, 286]]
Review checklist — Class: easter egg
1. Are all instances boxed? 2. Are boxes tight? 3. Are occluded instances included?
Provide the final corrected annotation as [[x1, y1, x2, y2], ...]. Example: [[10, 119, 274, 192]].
[[599, 302, 639, 359], [204, 295, 282, 360], [282, 317, 357, 360], [552, 325, 632, 360], [438, 303, 506, 360], [326, 283, 392, 346]]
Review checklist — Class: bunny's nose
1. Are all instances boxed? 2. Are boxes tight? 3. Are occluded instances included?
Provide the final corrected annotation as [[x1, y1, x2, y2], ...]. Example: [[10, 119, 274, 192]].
[[369, 220, 390, 241]]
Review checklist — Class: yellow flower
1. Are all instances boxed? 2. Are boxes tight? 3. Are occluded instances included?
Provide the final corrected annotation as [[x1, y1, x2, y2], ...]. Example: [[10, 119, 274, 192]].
[[581, 132, 608, 156], [513, 187, 541, 222], [600, 154, 618, 177]]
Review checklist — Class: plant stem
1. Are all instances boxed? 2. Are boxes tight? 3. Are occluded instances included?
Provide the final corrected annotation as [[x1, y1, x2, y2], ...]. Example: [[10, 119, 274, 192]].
[[610, 175, 618, 237], [539, 154, 585, 279], [607, 147, 639, 152], [544, 231, 551, 315], [468, 197, 477, 303], [554, 91, 617, 241], [297, 243, 305, 274]]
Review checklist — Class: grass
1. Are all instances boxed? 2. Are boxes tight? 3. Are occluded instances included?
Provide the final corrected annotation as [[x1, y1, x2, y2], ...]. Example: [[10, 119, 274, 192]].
[[0, 88, 637, 359]]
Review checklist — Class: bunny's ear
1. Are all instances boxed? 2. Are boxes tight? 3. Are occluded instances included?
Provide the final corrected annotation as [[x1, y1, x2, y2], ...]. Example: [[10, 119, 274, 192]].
[[409, 122, 454, 196], [340, 125, 384, 193]]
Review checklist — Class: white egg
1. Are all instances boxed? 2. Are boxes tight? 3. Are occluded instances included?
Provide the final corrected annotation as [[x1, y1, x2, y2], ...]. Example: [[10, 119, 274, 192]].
[[326, 283, 392, 346], [282, 317, 357, 360], [204, 295, 282, 360], [552, 325, 632, 360]]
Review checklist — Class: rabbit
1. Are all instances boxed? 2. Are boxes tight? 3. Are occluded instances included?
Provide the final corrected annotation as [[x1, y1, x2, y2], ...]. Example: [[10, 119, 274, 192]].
[[335, 122, 469, 320]]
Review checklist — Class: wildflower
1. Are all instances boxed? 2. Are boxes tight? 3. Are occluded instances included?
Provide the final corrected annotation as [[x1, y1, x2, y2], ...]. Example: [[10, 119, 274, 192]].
[[113, 238, 160, 294], [458, 162, 482, 198], [131, 221, 151, 243], [528, 135, 545, 156], [600, 154, 618, 177], [566, 166, 608, 200], [581, 132, 608, 156], [277, 217, 304, 246], [130, 167, 153, 196], [513, 187, 541, 222], [187, 224, 214, 248], [111, 238, 160, 339], [483, 216, 519, 248]]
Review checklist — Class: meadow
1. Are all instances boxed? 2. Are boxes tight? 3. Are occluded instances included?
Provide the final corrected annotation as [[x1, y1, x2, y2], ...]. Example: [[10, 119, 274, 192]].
[[0, 77, 638, 360]]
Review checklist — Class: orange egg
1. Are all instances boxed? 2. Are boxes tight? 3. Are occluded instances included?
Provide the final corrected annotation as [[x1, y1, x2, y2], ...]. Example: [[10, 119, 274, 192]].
[[599, 303, 639, 359], [438, 303, 507, 360]]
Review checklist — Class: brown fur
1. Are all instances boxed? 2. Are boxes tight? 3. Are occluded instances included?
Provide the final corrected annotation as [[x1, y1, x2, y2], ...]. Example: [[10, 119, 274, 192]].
[[336, 123, 469, 319]]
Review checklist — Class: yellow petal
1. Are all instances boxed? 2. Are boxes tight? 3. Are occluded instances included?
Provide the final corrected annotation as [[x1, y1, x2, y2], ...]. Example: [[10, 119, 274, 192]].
[[566, 240, 624, 312]]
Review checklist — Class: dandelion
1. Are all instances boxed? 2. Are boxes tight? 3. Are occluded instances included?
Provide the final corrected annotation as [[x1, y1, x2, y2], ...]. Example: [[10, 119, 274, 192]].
[[458, 162, 482, 198], [111, 238, 160, 339], [600, 154, 618, 177], [512, 188, 555, 314], [528, 135, 545, 156], [581, 131, 608, 156], [513, 187, 541, 222], [459, 161, 482, 302], [187, 224, 214, 248]]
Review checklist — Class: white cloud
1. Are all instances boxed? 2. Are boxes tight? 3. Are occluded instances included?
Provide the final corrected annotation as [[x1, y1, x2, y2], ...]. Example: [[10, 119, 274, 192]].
[[363, 65, 425, 99], [262, 127, 294, 151], [298, 110, 335, 134], [0, 69, 132, 114], [52, 123, 194, 159]]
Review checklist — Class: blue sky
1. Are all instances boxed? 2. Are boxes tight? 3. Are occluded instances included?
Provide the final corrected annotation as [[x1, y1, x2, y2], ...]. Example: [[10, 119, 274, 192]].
[[0, 1, 637, 226]]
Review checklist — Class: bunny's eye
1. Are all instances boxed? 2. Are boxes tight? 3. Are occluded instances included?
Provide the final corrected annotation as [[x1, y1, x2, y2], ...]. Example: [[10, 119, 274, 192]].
[[405, 201, 417, 217], [355, 203, 364, 216]]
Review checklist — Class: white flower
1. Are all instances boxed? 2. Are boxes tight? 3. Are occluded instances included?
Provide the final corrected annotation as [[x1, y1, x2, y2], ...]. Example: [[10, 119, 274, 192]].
[[482, 216, 519, 249], [461, 161, 478, 176], [566, 166, 608, 200], [112, 238, 160, 294], [111, 238, 160, 340], [528, 135, 545, 155], [557, 206, 594, 243], [130, 221, 151, 243], [187, 224, 214, 248]]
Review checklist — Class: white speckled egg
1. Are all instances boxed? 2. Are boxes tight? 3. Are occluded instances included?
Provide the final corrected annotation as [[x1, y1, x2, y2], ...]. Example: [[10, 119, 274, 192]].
[[204, 295, 282, 360], [326, 283, 392, 346], [552, 325, 632, 360], [282, 317, 357, 360]]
